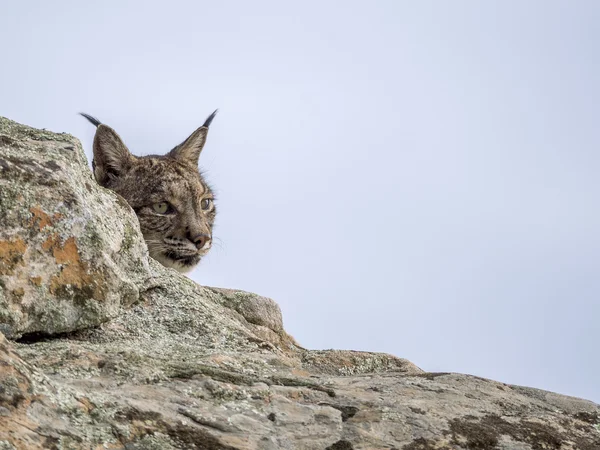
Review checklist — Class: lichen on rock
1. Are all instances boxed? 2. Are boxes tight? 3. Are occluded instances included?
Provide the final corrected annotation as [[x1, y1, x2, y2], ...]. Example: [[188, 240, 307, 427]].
[[0, 116, 152, 339], [0, 117, 599, 449]]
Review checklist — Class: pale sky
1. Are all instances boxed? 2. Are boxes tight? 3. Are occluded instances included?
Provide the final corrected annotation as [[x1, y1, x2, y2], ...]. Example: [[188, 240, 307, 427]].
[[2, 1, 599, 402]]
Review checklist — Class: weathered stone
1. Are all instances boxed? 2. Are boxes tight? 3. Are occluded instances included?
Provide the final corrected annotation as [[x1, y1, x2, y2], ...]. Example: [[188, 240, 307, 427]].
[[0, 117, 599, 449], [205, 287, 284, 332], [0, 116, 153, 338]]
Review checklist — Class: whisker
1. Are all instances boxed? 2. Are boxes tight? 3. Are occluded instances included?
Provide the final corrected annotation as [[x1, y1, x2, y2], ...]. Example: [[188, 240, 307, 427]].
[[212, 236, 226, 252]]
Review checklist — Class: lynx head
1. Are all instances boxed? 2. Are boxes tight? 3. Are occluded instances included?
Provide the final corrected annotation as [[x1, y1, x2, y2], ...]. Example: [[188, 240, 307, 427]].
[[81, 111, 218, 273]]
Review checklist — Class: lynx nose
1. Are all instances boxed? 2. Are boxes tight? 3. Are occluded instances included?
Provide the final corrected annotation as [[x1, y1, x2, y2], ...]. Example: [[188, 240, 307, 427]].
[[190, 233, 211, 250]]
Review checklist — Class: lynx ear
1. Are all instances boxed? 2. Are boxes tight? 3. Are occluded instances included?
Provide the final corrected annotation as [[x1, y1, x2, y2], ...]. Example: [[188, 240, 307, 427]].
[[92, 124, 135, 186], [169, 109, 218, 166]]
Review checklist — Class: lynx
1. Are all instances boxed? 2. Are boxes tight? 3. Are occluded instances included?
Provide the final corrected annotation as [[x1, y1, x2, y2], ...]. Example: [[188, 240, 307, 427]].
[[81, 111, 218, 273]]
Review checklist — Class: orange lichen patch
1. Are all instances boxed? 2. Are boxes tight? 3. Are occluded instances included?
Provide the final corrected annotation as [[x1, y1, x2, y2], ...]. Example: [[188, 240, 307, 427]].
[[30, 276, 42, 286], [41, 233, 58, 252], [0, 237, 27, 275], [41, 234, 102, 300], [50, 237, 93, 294], [77, 397, 95, 413], [28, 207, 62, 231], [52, 236, 80, 265], [290, 368, 311, 377], [285, 390, 303, 400]]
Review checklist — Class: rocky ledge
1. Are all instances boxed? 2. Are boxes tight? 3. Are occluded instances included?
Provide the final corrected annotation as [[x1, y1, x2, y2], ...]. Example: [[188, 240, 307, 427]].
[[0, 116, 598, 449]]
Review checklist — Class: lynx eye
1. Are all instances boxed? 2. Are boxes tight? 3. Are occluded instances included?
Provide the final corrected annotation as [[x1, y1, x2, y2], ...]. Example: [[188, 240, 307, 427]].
[[200, 198, 213, 210], [152, 202, 172, 214]]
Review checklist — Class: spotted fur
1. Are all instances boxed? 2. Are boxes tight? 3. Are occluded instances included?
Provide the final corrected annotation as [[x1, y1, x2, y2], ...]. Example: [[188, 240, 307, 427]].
[[81, 111, 218, 272]]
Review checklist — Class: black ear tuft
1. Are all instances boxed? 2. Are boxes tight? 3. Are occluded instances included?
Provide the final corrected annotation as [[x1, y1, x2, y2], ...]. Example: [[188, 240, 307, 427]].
[[79, 113, 102, 127], [168, 110, 218, 166], [202, 109, 218, 128]]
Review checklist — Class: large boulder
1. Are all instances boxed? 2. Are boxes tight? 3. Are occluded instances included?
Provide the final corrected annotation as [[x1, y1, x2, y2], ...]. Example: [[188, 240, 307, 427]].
[[0, 117, 152, 339], [0, 117, 598, 449]]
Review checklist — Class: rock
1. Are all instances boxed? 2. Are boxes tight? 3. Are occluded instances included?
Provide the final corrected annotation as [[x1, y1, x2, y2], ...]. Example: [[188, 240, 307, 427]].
[[205, 287, 285, 333], [1, 117, 599, 449], [0, 117, 153, 339]]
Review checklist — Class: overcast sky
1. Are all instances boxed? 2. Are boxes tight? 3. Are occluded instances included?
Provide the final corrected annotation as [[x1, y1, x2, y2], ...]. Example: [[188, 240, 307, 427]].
[[2, 1, 599, 403]]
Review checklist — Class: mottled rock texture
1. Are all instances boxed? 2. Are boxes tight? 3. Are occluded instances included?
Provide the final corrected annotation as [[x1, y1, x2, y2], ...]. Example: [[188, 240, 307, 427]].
[[0, 117, 599, 449], [0, 116, 152, 339]]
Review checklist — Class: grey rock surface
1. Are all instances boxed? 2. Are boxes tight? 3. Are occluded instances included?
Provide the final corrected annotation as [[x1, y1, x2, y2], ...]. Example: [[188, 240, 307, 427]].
[[0, 117, 599, 449], [0, 116, 152, 338]]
